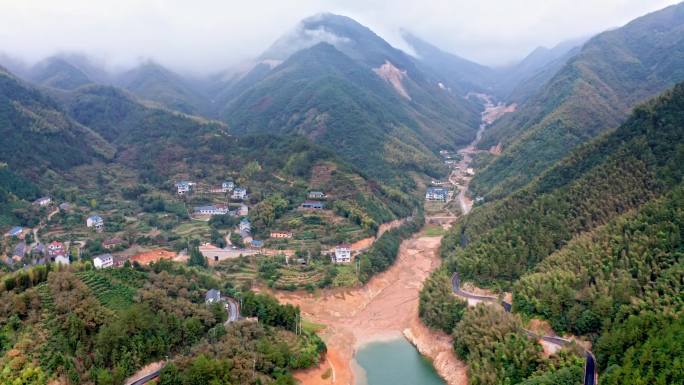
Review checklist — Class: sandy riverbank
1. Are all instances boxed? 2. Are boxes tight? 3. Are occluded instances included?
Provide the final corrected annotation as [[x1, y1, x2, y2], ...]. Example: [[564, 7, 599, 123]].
[[274, 234, 467, 385]]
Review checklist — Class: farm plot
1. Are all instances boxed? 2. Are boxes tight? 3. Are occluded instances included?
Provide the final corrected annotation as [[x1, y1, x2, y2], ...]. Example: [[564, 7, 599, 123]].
[[76, 271, 136, 310]]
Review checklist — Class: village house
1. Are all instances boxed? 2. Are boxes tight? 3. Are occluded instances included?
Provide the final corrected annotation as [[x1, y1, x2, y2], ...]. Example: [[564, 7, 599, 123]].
[[239, 219, 251, 233], [32, 243, 45, 256], [205, 289, 221, 304], [308, 191, 327, 200], [33, 196, 52, 206], [193, 204, 230, 216], [33, 256, 47, 266], [250, 239, 264, 248], [231, 187, 247, 200], [240, 230, 253, 245], [238, 204, 249, 216], [333, 243, 352, 264], [13, 242, 26, 259], [103, 238, 124, 250], [270, 231, 293, 239], [47, 241, 70, 265], [86, 215, 104, 232], [222, 180, 235, 192], [4, 226, 24, 238], [93, 254, 114, 269], [465, 168, 475, 176], [175, 181, 195, 195], [425, 187, 448, 202], [300, 200, 325, 210], [113, 255, 130, 267], [59, 202, 71, 211]]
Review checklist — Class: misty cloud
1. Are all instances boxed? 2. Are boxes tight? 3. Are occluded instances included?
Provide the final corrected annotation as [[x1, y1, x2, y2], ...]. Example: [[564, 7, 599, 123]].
[[0, 0, 679, 75]]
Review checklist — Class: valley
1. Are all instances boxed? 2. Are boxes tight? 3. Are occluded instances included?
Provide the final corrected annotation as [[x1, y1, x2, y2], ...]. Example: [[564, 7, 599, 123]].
[[1, 3, 683, 385], [276, 232, 465, 385], [272, 94, 508, 385]]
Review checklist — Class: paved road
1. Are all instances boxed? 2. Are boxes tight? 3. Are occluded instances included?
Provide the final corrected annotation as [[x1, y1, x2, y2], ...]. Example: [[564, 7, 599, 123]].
[[451, 272, 597, 385], [224, 297, 240, 323], [128, 370, 161, 385], [127, 297, 241, 385]]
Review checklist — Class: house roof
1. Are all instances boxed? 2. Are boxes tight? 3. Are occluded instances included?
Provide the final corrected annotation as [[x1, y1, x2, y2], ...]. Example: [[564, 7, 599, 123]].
[[14, 242, 26, 256], [206, 289, 221, 301], [336, 243, 352, 250], [94, 254, 114, 263], [32, 243, 45, 254], [7, 226, 23, 236], [302, 200, 324, 206], [49, 241, 64, 249], [59, 203, 71, 210], [194, 205, 217, 212], [87, 215, 103, 221], [251, 240, 264, 247], [103, 238, 123, 246]]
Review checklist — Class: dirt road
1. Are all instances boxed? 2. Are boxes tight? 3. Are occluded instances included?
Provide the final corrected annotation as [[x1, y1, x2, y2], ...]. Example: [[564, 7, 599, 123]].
[[451, 95, 515, 215], [275, 233, 467, 385]]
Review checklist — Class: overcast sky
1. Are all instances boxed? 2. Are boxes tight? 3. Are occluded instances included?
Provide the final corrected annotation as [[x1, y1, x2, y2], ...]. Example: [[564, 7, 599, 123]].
[[0, 0, 680, 74]]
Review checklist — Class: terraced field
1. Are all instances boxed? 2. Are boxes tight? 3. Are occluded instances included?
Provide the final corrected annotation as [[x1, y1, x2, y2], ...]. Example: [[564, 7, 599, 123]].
[[76, 271, 136, 310]]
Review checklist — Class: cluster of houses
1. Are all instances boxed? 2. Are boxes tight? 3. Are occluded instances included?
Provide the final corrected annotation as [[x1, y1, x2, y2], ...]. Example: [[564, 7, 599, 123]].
[[2, 197, 105, 266], [176, 180, 248, 201], [239, 219, 263, 248], [300, 191, 327, 210], [193, 203, 248, 217], [6, 239, 73, 267], [425, 187, 449, 202]]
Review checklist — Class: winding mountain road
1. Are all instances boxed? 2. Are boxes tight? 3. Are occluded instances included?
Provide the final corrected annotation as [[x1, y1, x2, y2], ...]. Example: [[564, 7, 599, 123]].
[[125, 296, 240, 385], [451, 272, 597, 385]]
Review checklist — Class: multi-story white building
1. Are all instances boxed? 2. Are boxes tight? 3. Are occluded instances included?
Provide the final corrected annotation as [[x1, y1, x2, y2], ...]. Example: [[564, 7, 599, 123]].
[[193, 204, 230, 215], [231, 187, 247, 200], [175, 181, 195, 195], [86, 215, 104, 232], [93, 254, 114, 269], [425, 187, 448, 202], [333, 243, 352, 264]]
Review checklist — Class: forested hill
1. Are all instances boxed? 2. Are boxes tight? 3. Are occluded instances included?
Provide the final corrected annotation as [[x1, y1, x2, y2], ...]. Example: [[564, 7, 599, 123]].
[[0, 69, 114, 177], [220, 14, 481, 180], [113, 61, 212, 116], [443, 81, 684, 285], [403, 31, 583, 102], [0, 261, 325, 384], [472, 2, 684, 200], [422, 82, 684, 385]]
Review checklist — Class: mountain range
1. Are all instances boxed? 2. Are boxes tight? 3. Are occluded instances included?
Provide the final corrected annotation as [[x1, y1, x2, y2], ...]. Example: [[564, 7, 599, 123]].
[[471, 2, 684, 199], [2, 3, 684, 384]]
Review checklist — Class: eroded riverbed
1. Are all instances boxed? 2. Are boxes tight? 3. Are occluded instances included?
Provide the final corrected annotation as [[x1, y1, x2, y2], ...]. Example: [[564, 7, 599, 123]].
[[275, 234, 467, 385]]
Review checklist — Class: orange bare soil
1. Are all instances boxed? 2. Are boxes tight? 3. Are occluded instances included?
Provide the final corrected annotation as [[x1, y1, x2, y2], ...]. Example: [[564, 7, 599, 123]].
[[131, 249, 176, 265], [348, 218, 406, 253], [274, 233, 467, 385]]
